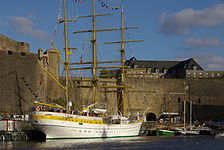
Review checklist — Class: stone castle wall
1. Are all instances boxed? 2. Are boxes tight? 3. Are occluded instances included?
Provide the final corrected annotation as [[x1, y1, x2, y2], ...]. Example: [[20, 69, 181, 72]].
[[0, 35, 224, 122], [0, 50, 42, 114], [126, 78, 224, 121], [0, 48, 224, 122], [0, 34, 29, 52]]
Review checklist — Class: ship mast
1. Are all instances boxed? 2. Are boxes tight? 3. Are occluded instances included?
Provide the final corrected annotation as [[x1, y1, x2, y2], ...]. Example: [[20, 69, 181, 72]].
[[63, 0, 69, 107], [120, 6, 126, 115], [118, 6, 143, 115], [61, 0, 76, 108], [92, 0, 97, 103], [70, 1, 143, 115], [103, 6, 143, 115]]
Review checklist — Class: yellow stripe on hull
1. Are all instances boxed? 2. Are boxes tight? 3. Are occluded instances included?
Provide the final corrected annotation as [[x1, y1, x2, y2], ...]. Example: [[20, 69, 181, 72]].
[[30, 114, 143, 125], [30, 115, 104, 124]]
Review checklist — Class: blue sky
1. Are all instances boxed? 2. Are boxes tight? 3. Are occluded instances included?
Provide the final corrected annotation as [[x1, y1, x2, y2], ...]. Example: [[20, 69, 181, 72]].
[[1, 0, 224, 71]]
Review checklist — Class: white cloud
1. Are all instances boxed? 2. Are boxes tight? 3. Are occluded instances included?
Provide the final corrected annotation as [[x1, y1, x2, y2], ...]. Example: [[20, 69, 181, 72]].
[[182, 37, 224, 50], [8, 16, 49, 40], [199, 54, 224, 70], [175, 53, 224, 71], [158, 4, 224, 36]]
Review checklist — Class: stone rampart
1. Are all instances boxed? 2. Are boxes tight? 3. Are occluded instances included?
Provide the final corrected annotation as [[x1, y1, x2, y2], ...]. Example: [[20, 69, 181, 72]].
[[0, 50, 42, 114], [0, 34, 224, 122]]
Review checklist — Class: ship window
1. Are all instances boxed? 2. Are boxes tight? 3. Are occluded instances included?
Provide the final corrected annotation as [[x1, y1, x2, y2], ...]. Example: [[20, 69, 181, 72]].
[[79, 123, 83, 125], [147, 68, 151, 73], [154, 68, 159, 73], [134, 64, 138, 68]]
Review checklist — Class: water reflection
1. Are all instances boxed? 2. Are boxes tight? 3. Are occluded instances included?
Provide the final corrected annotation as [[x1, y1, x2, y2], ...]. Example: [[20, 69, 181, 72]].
[[33, 137, 159, 149], [1, 136, 224, 150], [0, 137, 159, 150]]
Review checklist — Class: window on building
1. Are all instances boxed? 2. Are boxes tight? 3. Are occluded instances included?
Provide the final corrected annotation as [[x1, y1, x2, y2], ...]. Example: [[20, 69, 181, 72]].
[[205, 73, 209, 78], [217, 73, 220, 77], [178, 98, 181, 103], [199, 72, 203, 78], [198, 98, 201, 104], [193, 73, 197, 78], [211, 73, 214, 77], [187, 72, 191, 77], [192, 65, 197, 70], [21, 52, 26, 56]]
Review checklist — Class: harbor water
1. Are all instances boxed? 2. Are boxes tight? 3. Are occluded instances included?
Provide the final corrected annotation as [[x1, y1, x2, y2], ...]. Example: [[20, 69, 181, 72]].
[[0, 136, 224, 150]]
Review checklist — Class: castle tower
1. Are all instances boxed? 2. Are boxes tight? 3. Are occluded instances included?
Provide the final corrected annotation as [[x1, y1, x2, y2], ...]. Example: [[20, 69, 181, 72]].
[[44, 49, 62, 100]]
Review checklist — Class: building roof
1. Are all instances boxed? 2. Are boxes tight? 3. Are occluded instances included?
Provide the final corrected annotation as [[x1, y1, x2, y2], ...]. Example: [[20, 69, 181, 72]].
[[125, 57, 204, 73], [126, 57, 180, 70]]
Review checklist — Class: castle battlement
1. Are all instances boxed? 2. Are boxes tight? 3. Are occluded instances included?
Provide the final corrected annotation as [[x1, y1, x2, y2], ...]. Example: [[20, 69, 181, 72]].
[[0, 34, 29, 53]]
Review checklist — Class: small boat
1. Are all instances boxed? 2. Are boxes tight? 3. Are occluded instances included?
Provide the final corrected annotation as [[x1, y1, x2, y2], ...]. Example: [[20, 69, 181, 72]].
[[156, 129, 175, 136], [215, 133, 224, 139], [179, 128, 199, 135]]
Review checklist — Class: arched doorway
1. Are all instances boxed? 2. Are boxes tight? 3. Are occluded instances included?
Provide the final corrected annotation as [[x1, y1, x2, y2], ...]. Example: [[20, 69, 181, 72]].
[[146, 113, 157, 121]]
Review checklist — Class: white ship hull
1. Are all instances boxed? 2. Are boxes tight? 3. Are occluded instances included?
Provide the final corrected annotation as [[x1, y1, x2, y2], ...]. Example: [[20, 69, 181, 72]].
[[29, 111, 143, 139]]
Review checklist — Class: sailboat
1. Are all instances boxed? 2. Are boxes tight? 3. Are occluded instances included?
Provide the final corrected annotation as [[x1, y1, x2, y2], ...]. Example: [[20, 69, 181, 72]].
[[29, 0, 144, 139]]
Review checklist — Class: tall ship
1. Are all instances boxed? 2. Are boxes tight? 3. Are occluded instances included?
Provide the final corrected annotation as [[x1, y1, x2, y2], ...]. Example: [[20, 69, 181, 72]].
[[29, 0, 145, 139]]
